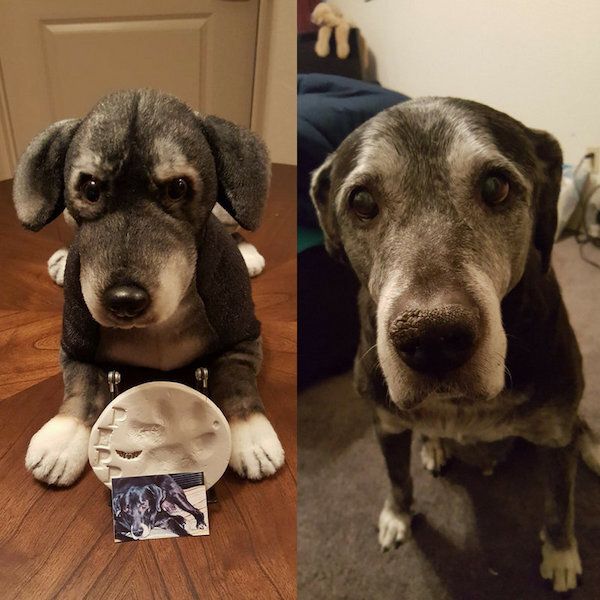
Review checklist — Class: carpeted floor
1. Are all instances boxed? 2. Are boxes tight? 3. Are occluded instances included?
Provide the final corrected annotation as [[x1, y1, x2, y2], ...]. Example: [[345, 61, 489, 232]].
[[298, 237, 600, 600]]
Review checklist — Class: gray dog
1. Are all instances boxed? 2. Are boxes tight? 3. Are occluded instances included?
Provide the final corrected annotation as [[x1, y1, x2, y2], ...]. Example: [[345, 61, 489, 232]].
[[311, 97, 600, 592], [13, 89, 284, 488]]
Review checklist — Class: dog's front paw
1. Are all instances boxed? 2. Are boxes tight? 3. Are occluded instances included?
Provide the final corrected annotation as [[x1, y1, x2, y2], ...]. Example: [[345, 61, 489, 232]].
[[378, 499, 412, 551], [540, 535, 582, 592], [47, 247, 68, 286], [237, 241, 266, 278], [229, 413, 284, 480], [420, 436, 448, 475], [25, 415, 90, 486]]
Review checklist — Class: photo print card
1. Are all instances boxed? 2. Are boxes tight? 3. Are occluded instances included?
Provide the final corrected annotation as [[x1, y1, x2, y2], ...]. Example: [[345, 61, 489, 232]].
[[111, 472, 209, 542]]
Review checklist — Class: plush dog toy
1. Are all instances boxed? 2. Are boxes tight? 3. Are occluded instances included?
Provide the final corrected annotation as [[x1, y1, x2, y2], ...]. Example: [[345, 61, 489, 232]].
[[13, 89, 285, 486], [311, 2, 351, 59]]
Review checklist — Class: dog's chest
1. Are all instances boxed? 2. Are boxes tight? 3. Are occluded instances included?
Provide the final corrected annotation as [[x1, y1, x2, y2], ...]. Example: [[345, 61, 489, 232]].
[[96, 291, 217, 371], [381, 390, 531, 444]]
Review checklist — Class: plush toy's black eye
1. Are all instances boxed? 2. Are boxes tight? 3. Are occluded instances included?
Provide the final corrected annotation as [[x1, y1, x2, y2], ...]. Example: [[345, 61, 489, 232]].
[[166, 177, 188, 200], [349, 189, 378, 220], [480, 174, 510, 206], [82, 178, 101, 202]]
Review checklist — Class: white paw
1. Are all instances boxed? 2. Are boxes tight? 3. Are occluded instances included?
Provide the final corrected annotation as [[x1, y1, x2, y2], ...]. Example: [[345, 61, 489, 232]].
[[47, 248, 68, 286], [540, 535, 582, 592], [25, 415, 90, 486], [378, 498, 412, 551], [420, 437, 448, 474], [229, 413, 284, 480], [238, 241, 266, 278]]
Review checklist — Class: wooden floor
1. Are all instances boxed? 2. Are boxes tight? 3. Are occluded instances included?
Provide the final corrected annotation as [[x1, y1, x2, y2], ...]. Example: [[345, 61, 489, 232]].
[[0, 165, 297, 599]]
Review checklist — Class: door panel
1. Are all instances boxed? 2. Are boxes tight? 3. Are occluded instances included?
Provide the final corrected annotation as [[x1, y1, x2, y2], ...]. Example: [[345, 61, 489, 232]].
[[0, 0, 258, 157]]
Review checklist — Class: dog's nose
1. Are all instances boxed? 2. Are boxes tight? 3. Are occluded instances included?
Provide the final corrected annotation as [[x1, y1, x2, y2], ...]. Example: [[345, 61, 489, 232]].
[[390, 304, 478, 373], [103, 284, 150, 319], [132, 528, 144, 538]]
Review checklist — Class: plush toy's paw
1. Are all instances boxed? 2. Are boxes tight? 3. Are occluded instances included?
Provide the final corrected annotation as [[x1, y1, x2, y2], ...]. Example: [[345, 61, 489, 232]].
[[420, 437, 448, 475], [336, 39, 350, 59], [237, 241, 266, 278], [378, 499, 412, 551], [540, 533, 582, 592], [25, 415, 90, 486], [47, 247, 68, 286], [229, 413, 284, 480], [315, 42, 331, 58], [336, 46, 350, 59]]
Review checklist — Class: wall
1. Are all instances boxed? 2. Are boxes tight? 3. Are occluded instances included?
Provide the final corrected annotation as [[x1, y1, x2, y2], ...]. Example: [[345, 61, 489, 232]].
[[0, 70, 16, 181], [330, 0, 600, 165], [252, 0, 297, 165]]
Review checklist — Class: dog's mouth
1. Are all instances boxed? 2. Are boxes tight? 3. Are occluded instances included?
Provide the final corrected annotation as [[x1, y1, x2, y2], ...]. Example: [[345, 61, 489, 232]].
[[129, 523, 151, 540], [104, 313, 156, 329]]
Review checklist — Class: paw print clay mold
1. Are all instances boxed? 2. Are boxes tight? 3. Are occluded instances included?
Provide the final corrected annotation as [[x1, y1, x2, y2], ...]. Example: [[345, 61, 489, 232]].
[[88, 381, 231, 489]]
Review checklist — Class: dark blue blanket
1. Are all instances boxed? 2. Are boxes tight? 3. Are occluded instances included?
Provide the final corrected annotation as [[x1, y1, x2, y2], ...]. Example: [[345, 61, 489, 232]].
[[297, 74, 409, 228]]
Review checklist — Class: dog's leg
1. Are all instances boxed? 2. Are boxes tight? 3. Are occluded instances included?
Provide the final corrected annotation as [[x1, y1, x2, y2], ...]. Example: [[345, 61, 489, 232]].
[[538, 440, 582, 592], [420, 435, 449, 476], [25, 351, 109, 486], [169, 491, 206, 528], [155, 512, 191, 536], [232, 232, 265, 278], [374, 408, 413, 550], [209, 337, 284, 480]]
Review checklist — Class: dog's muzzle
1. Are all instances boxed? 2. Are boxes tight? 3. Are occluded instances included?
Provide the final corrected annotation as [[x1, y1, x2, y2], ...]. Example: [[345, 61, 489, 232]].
[[389, 298, 479, 375], [102, 283, 150, 320]]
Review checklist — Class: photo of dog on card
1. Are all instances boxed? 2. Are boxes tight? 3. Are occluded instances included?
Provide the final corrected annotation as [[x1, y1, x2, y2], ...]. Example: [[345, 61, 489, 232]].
[[111, 472, 209, 542]]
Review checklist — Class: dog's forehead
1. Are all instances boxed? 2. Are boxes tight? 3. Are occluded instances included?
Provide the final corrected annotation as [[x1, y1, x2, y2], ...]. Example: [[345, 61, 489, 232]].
[[335, 98, 533, 183], [71, 90, 204, 174]]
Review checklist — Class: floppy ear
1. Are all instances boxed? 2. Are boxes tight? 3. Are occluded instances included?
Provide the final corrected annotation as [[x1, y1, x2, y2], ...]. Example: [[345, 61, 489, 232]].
[[112, 493, 124, 517], [198, 115, 270, 231], [528, 128, 562, 273], [310, 153, 346, 262], [13, 119, 81, 231], [146, 484, 166, 511]]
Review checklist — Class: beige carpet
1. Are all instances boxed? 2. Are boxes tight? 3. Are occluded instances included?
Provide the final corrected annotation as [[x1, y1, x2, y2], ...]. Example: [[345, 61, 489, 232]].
[[298, 237, 600, 600]]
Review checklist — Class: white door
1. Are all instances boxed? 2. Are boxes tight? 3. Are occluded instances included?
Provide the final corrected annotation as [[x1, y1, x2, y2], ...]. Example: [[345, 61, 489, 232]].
[[0, 0, 259, 176]]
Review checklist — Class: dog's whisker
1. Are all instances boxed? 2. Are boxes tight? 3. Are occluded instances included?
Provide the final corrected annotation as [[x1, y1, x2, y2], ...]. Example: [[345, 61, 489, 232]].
[[360, 343, 378, 361]]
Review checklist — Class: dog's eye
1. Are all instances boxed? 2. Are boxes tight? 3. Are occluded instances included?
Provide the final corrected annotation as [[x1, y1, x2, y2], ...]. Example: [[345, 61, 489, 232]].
[[349, 189, 379, 220], [480, 174, 510, 206], [166, 177, 188, 200], [81, 177, 101, 202]]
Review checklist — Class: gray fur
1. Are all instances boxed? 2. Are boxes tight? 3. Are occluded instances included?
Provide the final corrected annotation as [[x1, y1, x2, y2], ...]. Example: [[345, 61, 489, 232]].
[[13, 119, 81, 230], [200, 114, 271, 231], [312, 97, 591, 591]]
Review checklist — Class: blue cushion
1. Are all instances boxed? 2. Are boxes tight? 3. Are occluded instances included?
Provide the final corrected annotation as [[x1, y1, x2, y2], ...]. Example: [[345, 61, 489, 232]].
[[297, 74, 409, 229]]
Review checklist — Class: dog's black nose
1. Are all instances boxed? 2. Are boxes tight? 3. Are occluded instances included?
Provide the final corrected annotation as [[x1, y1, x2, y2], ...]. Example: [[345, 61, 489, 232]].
[[390, 305, 478, 373], [132, 528, 144, 538], [103, 284, 150, 319]]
